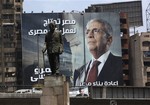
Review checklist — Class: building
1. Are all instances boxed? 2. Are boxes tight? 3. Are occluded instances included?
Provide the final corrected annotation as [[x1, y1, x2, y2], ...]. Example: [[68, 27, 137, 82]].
[[120, 12, 130, 86], [0, 0, 23, 92], [85, 0, 143, 27], [130, 32, 150, 86]]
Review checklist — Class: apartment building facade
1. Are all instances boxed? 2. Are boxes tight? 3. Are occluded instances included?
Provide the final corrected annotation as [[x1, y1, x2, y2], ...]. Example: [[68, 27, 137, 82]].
[[0, 0, 23, 91], [130, 32, 150, 86], [85, 0, 142, 27]]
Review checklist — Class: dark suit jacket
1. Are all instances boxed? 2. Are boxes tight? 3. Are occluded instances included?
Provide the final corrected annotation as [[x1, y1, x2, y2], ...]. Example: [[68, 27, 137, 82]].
[[74, 53, 123, 86]]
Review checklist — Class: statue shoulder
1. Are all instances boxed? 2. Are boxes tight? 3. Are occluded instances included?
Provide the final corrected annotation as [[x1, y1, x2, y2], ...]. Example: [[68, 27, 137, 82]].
[[55, 29, 61, 34]]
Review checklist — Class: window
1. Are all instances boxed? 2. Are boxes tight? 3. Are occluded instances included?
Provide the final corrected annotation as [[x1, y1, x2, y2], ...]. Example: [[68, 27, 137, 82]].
[[4, 52, 15, 57], [144, 62, 150, 67], [2, 4, 13, 9], [5, 62, 15, 66], [142, 41, 150, 47], [4, 42, 15, 48], [143, 51, 150, 57], [2, 14, 14, 19], [16, 14, 21, 20], [16, 7, 21, 12], [5, 72, 16, 77], [15, 0, 21, 2], [147, 72, 150, 77]]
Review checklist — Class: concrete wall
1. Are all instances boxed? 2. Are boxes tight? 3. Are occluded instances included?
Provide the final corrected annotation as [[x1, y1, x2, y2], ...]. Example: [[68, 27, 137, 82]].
[[0, 98, 40, 105], [0, 93, 40, 105], [70, 98, 150, 105], [0, 93, 150, 105], [1, 86, 150, 105]]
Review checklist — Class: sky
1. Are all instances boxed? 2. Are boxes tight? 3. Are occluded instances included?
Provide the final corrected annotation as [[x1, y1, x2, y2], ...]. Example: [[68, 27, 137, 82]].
[[23, 0, 150, 34], [23, 0, 137, 13]]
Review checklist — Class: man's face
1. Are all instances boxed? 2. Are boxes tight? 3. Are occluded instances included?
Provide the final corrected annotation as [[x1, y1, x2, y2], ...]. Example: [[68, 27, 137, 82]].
[[85, 21, 112, 56], [80, 89, 84, 95]]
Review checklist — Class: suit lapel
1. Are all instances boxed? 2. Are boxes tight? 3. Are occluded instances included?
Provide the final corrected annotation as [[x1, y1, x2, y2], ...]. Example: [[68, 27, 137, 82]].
[[84, 60, 92, 82], [96, 53, 114, 81]]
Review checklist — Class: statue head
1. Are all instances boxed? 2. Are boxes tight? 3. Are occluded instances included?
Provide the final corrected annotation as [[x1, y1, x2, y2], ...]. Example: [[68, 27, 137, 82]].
[[48, 21, 56, 32]]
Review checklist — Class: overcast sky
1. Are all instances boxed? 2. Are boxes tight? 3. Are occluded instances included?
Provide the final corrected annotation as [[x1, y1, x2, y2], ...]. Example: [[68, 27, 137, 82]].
[[23, 0, 137, 13], [23, 0, 150, 34]]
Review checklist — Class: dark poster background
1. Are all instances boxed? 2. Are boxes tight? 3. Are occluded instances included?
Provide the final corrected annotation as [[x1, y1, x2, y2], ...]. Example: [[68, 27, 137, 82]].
[[21, 13, 122, 87]]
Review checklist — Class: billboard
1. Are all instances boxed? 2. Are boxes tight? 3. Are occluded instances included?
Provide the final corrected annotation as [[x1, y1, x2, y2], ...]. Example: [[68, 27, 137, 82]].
[[22, 13, 122, 87]]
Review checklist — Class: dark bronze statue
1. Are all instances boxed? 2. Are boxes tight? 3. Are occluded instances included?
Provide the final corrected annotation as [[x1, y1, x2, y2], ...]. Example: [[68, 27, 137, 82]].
[[43, 21, 63, 75]]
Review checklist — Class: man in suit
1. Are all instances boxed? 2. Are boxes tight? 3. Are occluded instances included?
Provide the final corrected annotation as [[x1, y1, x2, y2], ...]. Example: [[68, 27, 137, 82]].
[[43, 21, 63, 75], [76, 88, 88, 97], [74, 18, 123, 86]]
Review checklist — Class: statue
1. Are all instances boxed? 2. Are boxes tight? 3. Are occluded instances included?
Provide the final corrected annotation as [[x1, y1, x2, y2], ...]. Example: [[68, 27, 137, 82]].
[[43, 21, 63, 75]]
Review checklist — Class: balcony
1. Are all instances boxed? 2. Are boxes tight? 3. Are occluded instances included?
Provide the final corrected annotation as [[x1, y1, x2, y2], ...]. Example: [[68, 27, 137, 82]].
[[145, 66, 150, 72], [122, 54, 129, 60], [123, 75, 129, 80], [5, 77, 16, 82], [3, 1, 14, 4], [4, 57, 16, 62], [122, 44, 128, 49], [121, 34, 129, 39], [142, 46, 150, 51], [3, 48, 15, 52], [4, 67, 16, 72], [15, 1, 22, 6], [123, 64, 128, 70], [143, 57, 150, 62], [0, 78, 2, 83], [2, 20, 15, 24], [147, 77, 150, 82], [120, 12, 128, 19], [1, 9, 14, 14], [120, 24, 128, 29]]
